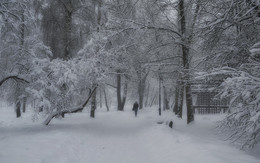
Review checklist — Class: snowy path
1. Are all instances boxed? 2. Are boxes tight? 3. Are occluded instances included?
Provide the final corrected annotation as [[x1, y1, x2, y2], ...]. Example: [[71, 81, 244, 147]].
[[0, 107, 260, 163]]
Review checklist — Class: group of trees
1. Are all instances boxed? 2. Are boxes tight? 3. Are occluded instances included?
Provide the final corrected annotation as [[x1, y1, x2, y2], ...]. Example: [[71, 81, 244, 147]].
[[196, 0, 260, 149], [209, 1, 259, 149], [0, 0, 259, 148]]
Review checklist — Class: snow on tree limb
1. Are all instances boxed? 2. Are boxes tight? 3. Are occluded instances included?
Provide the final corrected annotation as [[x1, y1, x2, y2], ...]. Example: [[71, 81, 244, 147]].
[[44, 87, 97, 125], [0, 76, 29, 87]]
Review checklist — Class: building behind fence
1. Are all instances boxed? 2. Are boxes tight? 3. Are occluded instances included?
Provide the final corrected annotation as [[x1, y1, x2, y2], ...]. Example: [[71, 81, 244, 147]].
[[192, 87, 229, 114]]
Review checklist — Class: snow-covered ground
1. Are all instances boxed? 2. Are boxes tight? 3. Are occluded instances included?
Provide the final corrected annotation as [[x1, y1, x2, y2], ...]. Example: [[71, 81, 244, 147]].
[[0, 104, 260, 163]]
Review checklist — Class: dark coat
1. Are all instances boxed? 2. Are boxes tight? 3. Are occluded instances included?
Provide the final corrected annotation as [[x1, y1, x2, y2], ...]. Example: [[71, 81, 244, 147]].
[[133, 102, 139, 111]]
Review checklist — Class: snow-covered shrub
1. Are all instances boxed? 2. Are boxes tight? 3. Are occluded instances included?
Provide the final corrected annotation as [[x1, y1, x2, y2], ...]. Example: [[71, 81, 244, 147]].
[[218, 43, 260, 149], [218, 70, 260, 148], [28, 32, 113, 115], [196, 42, 260, 149]]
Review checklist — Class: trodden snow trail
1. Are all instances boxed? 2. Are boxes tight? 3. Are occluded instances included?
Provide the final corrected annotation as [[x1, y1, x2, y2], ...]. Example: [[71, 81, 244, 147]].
[[0, 106, 259, 163]]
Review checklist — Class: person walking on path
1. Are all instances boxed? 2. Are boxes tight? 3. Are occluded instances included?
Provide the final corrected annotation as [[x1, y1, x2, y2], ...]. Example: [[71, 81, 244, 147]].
[[132, 101, 139, 117]]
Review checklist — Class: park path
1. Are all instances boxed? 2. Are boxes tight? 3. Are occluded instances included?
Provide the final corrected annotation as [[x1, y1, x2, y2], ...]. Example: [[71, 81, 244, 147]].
[[0, 107, 259, 163]]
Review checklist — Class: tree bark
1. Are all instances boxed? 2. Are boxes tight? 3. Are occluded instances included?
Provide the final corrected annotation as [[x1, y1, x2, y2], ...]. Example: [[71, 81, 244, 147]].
[[103, 88, 109, 111], [159, 76, 162, 116], [179, 0, 194, 123], [16, 101, 21, 118], [22, 97, 27, 113], [99, 87, 102, 108], [150, 91, 158, 107], [163, 85, 170, 110], [186, 83, 194, 123], [145, 82, 150, 107], [64, 2, 72, 59], [173, 83, 179, 114], [90, 86, 97, 118], [138, 80, 144, 109], [138, 71, 149, 109], [177, 83, 184, 118], [117, 72, 122, 111], [116, 71, 128, 111], [20, 9, 25, 53], [96, 0, 102, 32], [121, 80, 128, 110]]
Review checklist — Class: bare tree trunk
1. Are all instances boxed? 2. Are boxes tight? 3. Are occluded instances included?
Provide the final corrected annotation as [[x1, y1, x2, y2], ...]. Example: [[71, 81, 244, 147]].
[[150, 91, 158, 107], [159, 76, 162, 116], [173, 83, 179, 114], [15, 8, 25, 117], [117, 72, 122, 111], [90, 86, 97, 118], [179, 0, 194, 123], [145, 82, 150, 107], [186, 83, 194, 123], [171, 96, 175, 111], [16, 101, 21, 118], [139, 72, 149, 109], [22, 97, 27, 113], [99, 87, 102, 108], [64, 2, 72, 59], [163, 85, 170, 110], [116, 71, 128, 111], [96, 0, 102, 32], [103, 88, 109, 111], [138, 80, 144, 109], [177, 83, 184, 118], [90, 0, 102, 118], [20, 9, 25, 52], [121, 80, 128, 110]]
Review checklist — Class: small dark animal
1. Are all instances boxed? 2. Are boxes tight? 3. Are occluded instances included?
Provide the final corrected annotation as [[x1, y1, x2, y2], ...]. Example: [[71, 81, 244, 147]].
[[169, 121, 173, 128]]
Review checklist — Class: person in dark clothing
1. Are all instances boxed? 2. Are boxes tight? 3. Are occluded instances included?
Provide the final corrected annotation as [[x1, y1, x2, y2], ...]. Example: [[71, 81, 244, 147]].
[[132, 101, 139, 117]]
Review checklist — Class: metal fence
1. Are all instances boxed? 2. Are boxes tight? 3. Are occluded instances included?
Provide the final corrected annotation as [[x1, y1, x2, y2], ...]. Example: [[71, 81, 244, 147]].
[[193, 106, 228, 114]]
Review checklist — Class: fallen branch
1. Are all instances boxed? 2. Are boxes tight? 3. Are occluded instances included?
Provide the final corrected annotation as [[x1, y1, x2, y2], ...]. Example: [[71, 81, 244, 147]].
[[44, 87, 97, 125]]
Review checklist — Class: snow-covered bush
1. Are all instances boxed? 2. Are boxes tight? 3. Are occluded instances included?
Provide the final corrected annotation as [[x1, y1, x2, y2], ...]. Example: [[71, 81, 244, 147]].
[[196, 42, 260, 149], [217, 43, 260, 149], [28, 32, 113, 116]]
